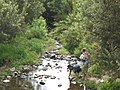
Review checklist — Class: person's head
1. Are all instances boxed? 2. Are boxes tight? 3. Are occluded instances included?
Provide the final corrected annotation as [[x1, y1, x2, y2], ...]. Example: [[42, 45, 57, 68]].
[[67, 64, 73, 70], [82, 48, 86, 52]]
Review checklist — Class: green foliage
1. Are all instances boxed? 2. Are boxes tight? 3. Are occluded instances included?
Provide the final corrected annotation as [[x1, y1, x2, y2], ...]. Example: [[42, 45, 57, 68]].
[[58, 47, 69, 55], [26, 39, 44, 54], [74, 41, 91, 57], [51, 14, 84, 54], [88, 63, 102, 76], [0, 0, 24, 43], [65, 0, 120, 81], [25, 0, 45, 24], [50, 2, 120, 89], [85, 80, 97, 89], [49, 21, 69, 41], [97, 81, 120, 90], [98, 81, 111, 90], [50, 0, 93, 55], [62, 30, 81, 54], [42, 0, 72, 29], [0, 43, 38, 67], [24, 17, 49, 54], [0, 44, 25, 60], [26, 17, 47, 39], [0, 17, 55, 69], [88, 0, 120, 79], [90, 0, 120, 50], [0, 0, 46, 43], [0, 0, 54, 76], [86, 80, 120, 90], [46, 0, 72, 20]]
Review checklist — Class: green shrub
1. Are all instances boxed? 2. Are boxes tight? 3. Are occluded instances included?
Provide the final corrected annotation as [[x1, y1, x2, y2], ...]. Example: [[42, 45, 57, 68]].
[[58, 47, 69, 55], [86, 80, 120, 90], [0, 15, 56, 75], [88, 63, 102, 76], [25, 17, 47, 39], [0, 43, 38, 67], [110, 81, 120, 90], [24, 0, 45, 24], [62, 30, 81, 54], [26, 38, 44, 54], [74, 41, 91, 57], [43, 38, 55, 50], [0, 44, 25, 61], [85, 80, 97, 89], [97, 81, 120, 90]]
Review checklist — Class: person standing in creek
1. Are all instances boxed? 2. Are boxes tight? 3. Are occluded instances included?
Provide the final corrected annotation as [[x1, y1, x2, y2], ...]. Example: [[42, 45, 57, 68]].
[[67, 48, 90, 83], [79, 48, 90, 66], [79, 48, 90, 78]]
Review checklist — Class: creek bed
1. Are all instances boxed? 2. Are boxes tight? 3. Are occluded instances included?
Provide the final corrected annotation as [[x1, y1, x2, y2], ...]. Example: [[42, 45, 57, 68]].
[[27, 58, 70, 90], [0, 42, 84, 90]]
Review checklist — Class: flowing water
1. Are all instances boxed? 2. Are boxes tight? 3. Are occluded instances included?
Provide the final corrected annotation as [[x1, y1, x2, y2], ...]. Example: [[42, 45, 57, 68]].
[[28, 58, 70, 90], [0, 42, 84, 90]]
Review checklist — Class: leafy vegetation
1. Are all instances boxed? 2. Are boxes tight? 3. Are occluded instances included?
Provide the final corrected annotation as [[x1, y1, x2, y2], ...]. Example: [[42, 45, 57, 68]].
[[86, 81, 120, 90], [0, 17, 54, 69], [49, 0, 120, 88], [58, 47, 69, 55], [42, 0, 72, 29], [0, 0, 24, 43], [0, 0, 55, 75], [0, 0, 119, 89]]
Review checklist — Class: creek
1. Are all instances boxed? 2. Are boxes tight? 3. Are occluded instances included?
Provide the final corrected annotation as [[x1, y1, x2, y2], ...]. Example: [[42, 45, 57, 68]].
[[0, 42, 84, 90]]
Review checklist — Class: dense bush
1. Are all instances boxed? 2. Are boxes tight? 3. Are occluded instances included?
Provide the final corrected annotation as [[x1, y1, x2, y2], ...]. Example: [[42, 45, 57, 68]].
[[0, 0, 46, 43], [86, 81, 120, 90], [29, 17, 47, 39], [62, 30, 81, 54], [97, 81, 120, 90], [88, 63, 102, 76], [58, 47, 69, 55], [74, 41, 91, 57], [0, 43, 38, 67], [24, 0, 45, 24], [0, 0, 24, 43], [42, 0, 72, 29], [0, 17, 55, 68], [0, 0, 55, 70]]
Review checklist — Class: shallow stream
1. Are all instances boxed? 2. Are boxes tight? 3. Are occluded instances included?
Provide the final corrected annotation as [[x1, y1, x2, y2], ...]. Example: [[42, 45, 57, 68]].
[[0, 42, 84, 90]]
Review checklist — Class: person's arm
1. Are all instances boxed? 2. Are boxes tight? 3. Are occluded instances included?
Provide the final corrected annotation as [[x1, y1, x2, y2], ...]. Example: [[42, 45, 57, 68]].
[[68, 65, 73, 79], [79, 53, 83, 60], [88, 53, 90, 60], [69, 69, 72, 78]]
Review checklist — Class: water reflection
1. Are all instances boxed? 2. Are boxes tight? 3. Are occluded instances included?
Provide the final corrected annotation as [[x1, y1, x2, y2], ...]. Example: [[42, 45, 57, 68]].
[[0, 59, 83, 90], [0, 77, 33, 90], [27, 59, 70, 90], [26, 56, 84, 90]]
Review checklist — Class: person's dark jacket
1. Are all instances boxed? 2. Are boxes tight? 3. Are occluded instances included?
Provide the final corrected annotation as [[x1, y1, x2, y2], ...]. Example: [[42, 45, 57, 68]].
[[68, 64, 81, 73]]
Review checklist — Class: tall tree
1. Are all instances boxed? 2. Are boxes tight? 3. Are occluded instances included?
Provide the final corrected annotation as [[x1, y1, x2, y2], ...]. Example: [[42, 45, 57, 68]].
[[42, 0, 72, 29], [0, 0, 24, 43], [25, 0, 45, 24], [87, 0, 120, 80]]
